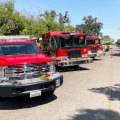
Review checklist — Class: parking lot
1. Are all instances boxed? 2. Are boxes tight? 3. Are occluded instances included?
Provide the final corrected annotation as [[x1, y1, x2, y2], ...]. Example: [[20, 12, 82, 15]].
[[0, 45, 120, 120]]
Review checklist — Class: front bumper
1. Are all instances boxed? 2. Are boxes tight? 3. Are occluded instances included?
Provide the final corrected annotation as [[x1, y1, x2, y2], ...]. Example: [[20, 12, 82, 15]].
[[89, 53, 97, 58], [57, 58, 92, 67], [97, 51, 104, 57], [0, 74, 63, 97]]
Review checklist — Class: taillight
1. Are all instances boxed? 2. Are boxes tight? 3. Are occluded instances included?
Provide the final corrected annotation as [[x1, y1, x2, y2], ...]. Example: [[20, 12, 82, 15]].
[[36, 66, 42, 71]]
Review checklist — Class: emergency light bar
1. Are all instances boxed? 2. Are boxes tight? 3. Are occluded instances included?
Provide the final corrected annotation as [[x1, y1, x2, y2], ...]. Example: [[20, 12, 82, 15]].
[[0, 35, 36, 40], [60, 31, 76, 34], [0, 35, 37, 42], [60, 31, 86, 36]]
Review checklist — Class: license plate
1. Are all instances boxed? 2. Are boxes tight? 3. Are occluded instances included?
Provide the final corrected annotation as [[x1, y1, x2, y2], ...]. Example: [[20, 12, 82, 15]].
[[30, 90, 41, 98], [56, 79, 60, 87]]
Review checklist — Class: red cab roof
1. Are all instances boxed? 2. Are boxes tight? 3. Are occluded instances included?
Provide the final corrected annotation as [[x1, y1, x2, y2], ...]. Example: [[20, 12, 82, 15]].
[[42, 31, 86, 38]]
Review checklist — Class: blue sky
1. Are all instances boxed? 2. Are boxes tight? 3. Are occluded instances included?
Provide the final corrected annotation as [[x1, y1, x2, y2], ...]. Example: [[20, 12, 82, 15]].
[[12, 0, 120, 41]]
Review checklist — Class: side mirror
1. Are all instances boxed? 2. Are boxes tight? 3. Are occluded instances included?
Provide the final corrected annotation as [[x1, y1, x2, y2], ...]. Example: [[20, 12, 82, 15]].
[[44, 49, 51, 56]]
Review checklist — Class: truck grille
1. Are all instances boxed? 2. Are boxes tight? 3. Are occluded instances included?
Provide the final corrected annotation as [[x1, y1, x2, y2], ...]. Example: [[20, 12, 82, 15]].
[[4, 63, 50, 80], [91, 48, 97, 53], [68, 50, 81, 58]]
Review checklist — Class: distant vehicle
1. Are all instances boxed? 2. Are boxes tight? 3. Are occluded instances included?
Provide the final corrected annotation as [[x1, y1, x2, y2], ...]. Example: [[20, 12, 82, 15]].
[[86, 36, 104, 59], [41, 31, 91, 68], [0, 35, 63, 98]]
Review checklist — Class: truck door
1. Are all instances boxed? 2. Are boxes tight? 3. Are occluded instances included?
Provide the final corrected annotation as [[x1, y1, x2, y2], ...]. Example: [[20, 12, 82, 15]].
[[50, 37, 57, 58]]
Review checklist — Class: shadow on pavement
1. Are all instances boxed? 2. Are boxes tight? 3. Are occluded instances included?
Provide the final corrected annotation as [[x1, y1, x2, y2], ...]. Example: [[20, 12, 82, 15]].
[[112, 53, 120, 57], [0, 93, 57, 110], [57, 66, 90, 73], [93, 58, 102, 61], [69, 109, 120, 120], [89, 84, 120, 101], [114, 49, 120, 52]]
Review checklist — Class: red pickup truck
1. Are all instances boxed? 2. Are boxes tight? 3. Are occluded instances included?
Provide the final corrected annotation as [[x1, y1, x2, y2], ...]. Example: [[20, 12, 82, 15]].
[[0, 36, 63, 98]]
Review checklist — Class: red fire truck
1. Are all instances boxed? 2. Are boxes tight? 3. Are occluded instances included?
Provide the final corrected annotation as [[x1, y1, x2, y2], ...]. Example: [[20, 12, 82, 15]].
[[86, 36, 103, 59], [0, 35, 63, 97], [42, 31, 91, 67]]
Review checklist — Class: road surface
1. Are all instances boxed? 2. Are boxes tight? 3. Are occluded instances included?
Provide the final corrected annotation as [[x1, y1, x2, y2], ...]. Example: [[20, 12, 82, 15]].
[[0, 46, 120, 120]]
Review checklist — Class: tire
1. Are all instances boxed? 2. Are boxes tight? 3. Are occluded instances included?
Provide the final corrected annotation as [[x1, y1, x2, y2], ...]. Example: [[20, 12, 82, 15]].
[[91, 56, 95, 59]]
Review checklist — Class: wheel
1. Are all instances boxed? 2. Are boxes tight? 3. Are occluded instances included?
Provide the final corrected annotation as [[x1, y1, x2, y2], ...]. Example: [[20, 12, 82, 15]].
[[91, 56, 95, 59]]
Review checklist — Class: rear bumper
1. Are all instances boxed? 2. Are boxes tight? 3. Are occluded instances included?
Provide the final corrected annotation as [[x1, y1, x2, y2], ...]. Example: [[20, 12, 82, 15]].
[[0, 75, 63, 97]]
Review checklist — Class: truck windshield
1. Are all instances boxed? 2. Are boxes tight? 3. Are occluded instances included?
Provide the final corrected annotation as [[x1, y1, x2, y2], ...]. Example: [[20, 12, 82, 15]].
[[95, 39, 101, 44], [87, 40, 101, 45], [72, 36, 86, 47], [87, 40, 95, 45], [0, 43, 40, 55], [55, 35, 86, 49]]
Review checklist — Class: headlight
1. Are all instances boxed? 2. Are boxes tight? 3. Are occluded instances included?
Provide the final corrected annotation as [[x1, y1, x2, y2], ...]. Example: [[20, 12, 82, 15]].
[[88, 50, 91, 54], [48, 62, 56, 74]]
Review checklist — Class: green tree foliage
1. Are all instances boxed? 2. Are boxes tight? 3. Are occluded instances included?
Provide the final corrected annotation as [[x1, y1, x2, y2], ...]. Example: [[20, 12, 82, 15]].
[[64, 25, 75, 31], [116, 39, 120, 45], [20, 10, 69, 38], [0, 1, 73, 37], [1, 1, 105, 38], [76, 16, 103, 36], [101, 35, 111, 40], [40, 10, 69, 31], [101, 35, 112, 45], [20, 16, 49, 38], [0, 0, 25, 35]]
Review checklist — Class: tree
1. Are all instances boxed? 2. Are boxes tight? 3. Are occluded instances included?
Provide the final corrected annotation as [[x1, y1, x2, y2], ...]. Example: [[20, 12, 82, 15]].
[[116, 39, 120, 45], [0, 0, 25, 35], [76, 16, 103, 37], [39, 10, 62, 31], [64, 25, 75, 31], [20, 16, 36, 35], [39, 10, 71, 32], [0, 1, 74, 37], [40, 10, 57, 20], [58, 11, 70, 26], [101, 35, 111, 40]]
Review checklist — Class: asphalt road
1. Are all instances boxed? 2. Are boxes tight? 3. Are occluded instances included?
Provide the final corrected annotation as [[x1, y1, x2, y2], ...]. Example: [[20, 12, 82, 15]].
[[0, 46, 120, 120]]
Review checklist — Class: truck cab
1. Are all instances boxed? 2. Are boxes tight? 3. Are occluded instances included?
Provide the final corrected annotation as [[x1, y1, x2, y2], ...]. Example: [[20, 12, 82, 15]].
[[0, 36, 63, 98], [87, 36, 103, 59], [42, 31, 91, 68]]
